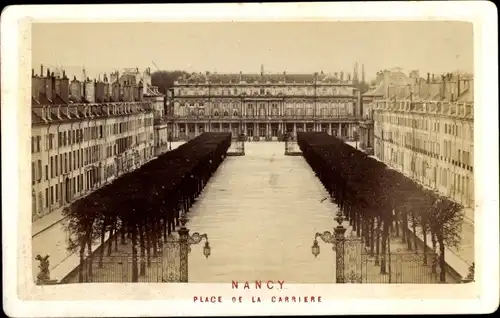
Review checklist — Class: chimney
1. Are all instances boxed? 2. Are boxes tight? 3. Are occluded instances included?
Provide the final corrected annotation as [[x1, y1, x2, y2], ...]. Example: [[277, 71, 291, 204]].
[[427, 72, 430, 83], [340, 71, 344, 81], [59, 74, 69, 103], [432, 74, 435, 82], [112, 82, 120, 101], [32, 69, 35, 77], [40, 65, 44, 77], [457, 75, 461, 98], [51, 72, 56, 101], [32, 74, 41, 101], [138, 81, 144, 101]]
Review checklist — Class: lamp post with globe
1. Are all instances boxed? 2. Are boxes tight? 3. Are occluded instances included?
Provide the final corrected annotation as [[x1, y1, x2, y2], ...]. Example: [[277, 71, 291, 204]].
[[177, 212, 211, 282], [311, 209, 348, 283]]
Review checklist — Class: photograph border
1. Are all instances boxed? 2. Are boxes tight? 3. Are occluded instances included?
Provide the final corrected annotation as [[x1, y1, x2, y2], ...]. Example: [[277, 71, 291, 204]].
[[2, 2, 498, 316]]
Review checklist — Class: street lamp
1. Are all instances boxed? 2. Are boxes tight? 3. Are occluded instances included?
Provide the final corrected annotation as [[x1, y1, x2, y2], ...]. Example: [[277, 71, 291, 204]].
[[311, 239, 320, 258], [179, 212, 211, 258], [310, 209, 351, 283]]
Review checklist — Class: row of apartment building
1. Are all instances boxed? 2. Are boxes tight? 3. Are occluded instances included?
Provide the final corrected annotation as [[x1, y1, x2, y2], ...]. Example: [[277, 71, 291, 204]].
[[359, 68, 474, 208], [164, 64, 365, 141], [31, 66, 165, 222]]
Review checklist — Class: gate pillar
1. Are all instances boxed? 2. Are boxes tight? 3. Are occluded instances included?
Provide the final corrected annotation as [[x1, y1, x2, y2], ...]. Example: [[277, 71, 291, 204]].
[[178, 218, 190, 283], [334, 225, 347, 283]]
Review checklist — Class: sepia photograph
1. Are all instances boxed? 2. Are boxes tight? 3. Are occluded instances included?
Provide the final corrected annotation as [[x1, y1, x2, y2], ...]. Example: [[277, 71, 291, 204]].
[[2, 2, 498, 316]]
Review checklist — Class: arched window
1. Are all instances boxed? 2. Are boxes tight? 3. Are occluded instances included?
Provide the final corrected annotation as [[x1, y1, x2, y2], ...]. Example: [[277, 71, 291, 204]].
[[199, 109, 205, 116], [223, 110, 229, 117], [233, 110, 238, 117]]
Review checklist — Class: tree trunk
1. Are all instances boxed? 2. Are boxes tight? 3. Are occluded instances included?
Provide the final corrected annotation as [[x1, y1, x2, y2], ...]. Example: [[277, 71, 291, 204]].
[[370, 217, 375, 257], [79, 241, 86, 283], [167, 216, 173, 235], [163, 217, 168, 241], [401, 209, 408, 244], [98, 218, 107, 268], [438, 239, 446, 283], [394, 210, 400, 237], [389, 210, 395, 235], [364, 217, 370, 247], [356, 211, 361, 237], [107, 221, 115, 256], [375, 217, 381, 266], [131, 225, 139, 282], [422, 225, 428, 264], [380, 218, 389, 274], [146, 221, 152, 267], [114, 223, 119, 252], [411, 211, 418, 253], [139, 222, 146, 276], [152, 219, 159, 257], [431, 230, 438, 274], [86, 235, 93, 282], [352, 207, 357, 231], [121, 227, 126, 245]]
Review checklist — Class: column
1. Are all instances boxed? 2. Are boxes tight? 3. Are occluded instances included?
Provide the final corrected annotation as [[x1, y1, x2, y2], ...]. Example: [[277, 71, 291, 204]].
[[194, 124, 198, 136], [219, 122, 222, 132], [329, 123, 332, 135], [293, 123, 297, 137], [267, 123, 270, 138], [339, 122, 342, 138], [254, 123, 258, 137]]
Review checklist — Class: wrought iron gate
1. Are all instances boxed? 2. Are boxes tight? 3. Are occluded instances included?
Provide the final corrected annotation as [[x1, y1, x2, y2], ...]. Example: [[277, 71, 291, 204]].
[[312, 212, 440, 284], [163, 236, 182, 282]]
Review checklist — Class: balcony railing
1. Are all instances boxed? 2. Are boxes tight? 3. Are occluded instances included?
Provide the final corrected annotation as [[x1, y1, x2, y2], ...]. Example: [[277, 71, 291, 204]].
[[166, 114, 361, 120]]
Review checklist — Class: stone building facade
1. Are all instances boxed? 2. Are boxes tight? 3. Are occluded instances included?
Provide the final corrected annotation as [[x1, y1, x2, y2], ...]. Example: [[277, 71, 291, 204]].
[[167, 67, 363, 141], [371, 70, 474, 208], [31, 65, 155, 221]]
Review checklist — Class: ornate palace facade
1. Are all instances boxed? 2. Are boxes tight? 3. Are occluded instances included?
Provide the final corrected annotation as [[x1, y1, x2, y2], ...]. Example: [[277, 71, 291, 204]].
[[168, 67, 363, 141]]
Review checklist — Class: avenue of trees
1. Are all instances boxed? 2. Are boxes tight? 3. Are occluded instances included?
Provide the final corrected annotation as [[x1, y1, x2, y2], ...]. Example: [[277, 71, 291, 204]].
[[297, 132, 464, 282], [63, 133, 231, 282]]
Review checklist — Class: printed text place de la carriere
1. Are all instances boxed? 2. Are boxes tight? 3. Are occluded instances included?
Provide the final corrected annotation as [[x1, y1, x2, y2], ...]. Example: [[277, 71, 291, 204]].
[[193, 281, 323, 303]]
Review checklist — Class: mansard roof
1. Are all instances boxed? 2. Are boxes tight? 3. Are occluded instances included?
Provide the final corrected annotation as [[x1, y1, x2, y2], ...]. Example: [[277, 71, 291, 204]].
[[182, 72, 353, 84]]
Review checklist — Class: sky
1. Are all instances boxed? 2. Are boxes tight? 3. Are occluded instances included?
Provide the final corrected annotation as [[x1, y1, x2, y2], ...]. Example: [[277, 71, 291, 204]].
[[32, 21, 474, 81]]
